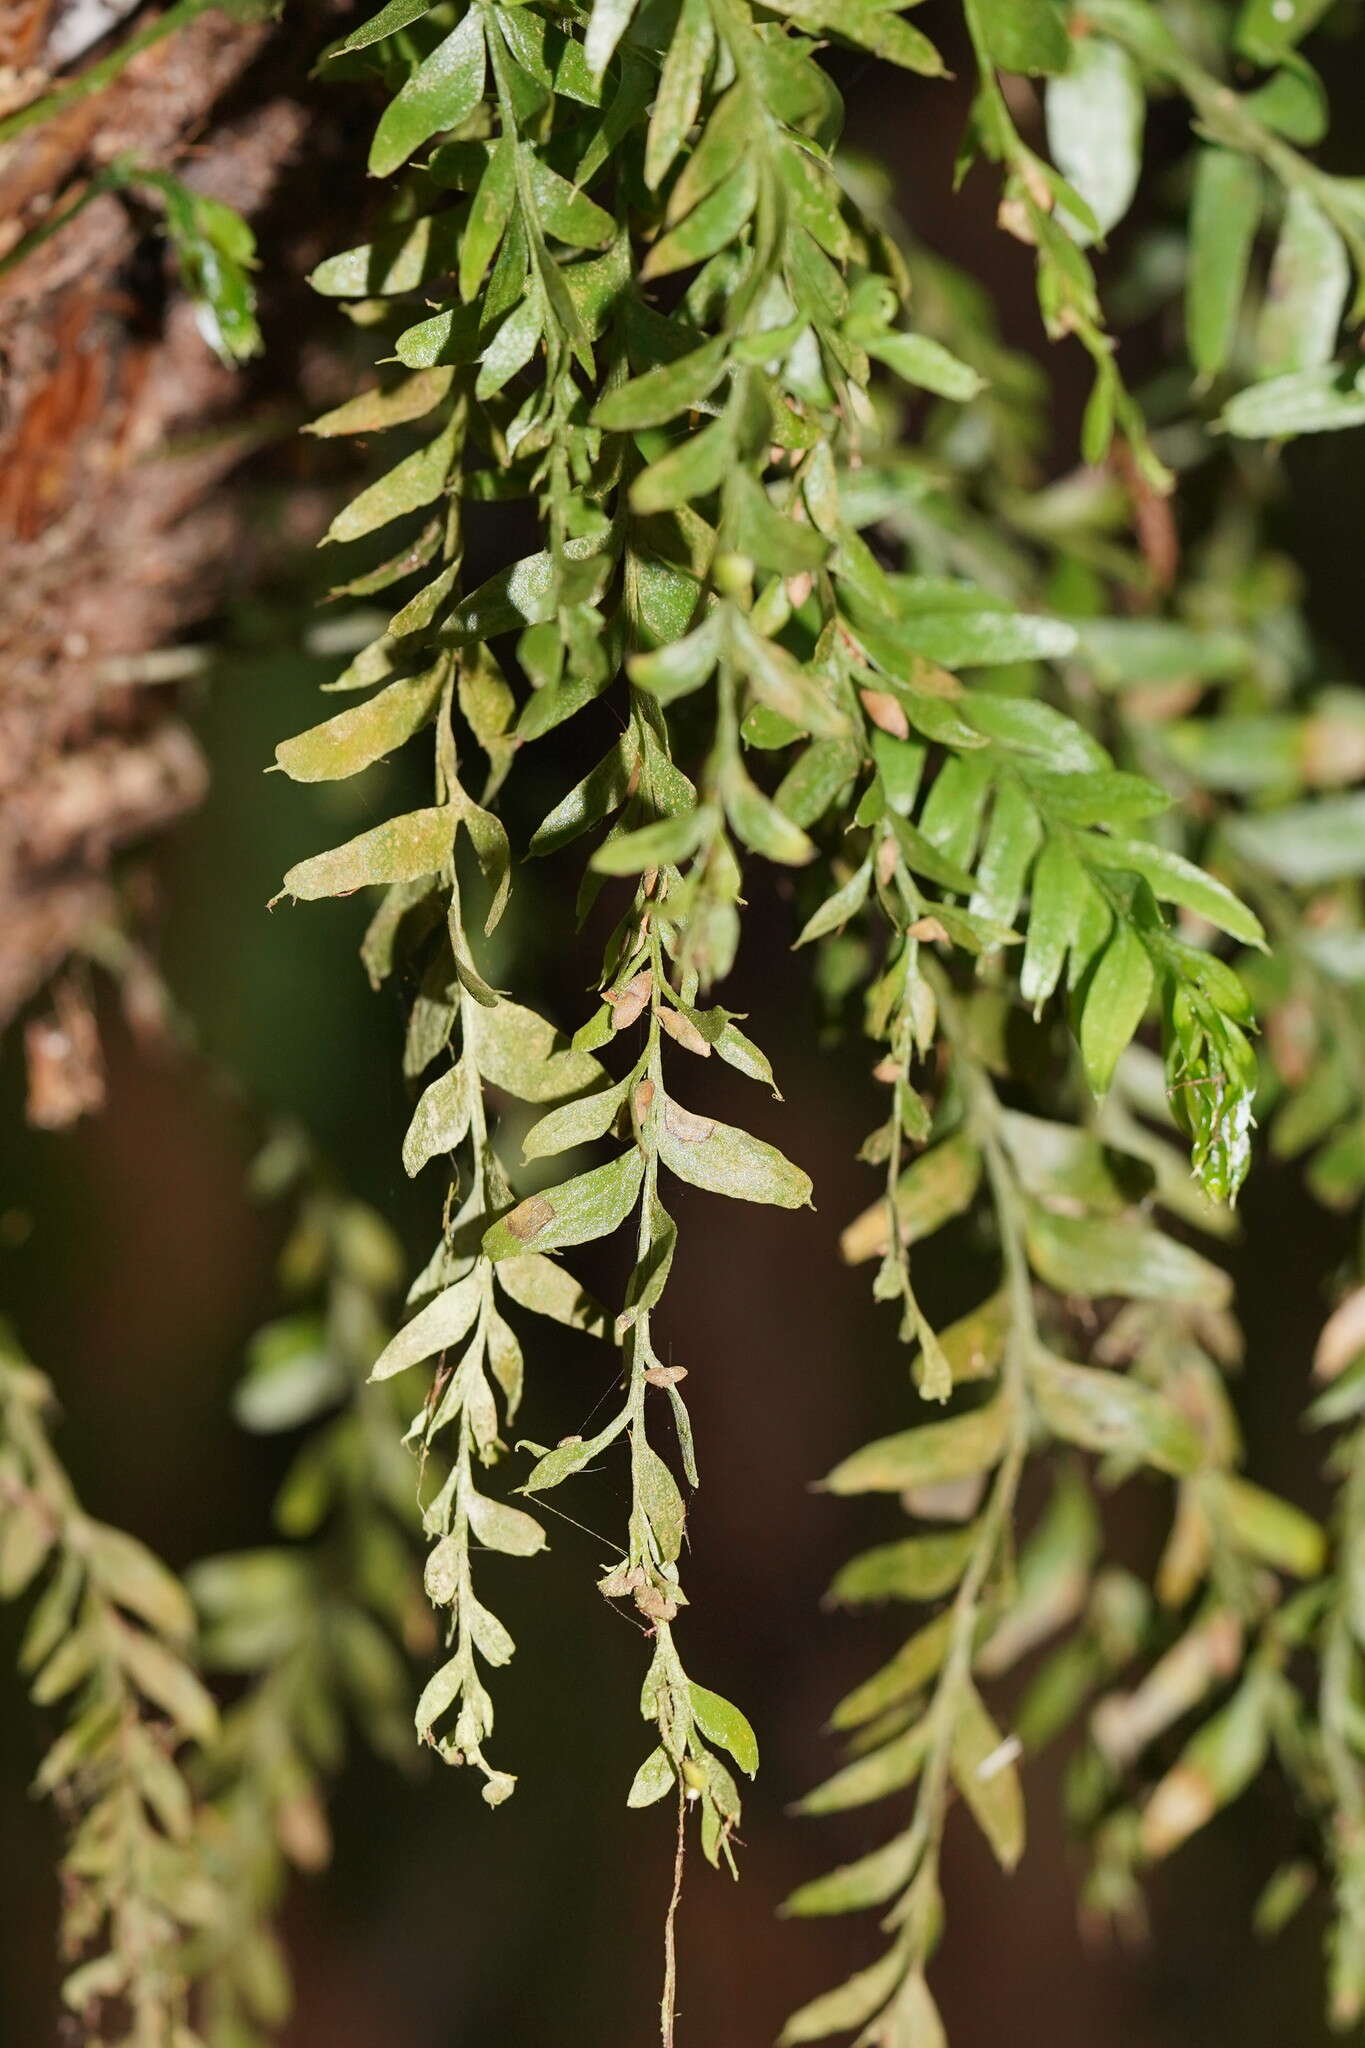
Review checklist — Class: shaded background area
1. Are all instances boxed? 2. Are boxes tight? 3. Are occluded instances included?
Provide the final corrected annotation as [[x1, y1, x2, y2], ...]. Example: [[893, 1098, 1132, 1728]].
[[2, 6, 1364, 2044]]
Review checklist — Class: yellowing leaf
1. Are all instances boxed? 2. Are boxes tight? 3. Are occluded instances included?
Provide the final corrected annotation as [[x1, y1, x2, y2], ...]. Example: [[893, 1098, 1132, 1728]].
[[657, 1097, 812, 1207], [822, 1394, 1010, 1496], [280, 808, 454, 901], [950, 1683, 1024, 1869]]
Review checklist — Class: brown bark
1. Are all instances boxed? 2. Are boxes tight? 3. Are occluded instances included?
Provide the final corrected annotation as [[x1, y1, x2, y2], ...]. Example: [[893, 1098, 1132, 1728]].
[[0, 0, 325, 1064]]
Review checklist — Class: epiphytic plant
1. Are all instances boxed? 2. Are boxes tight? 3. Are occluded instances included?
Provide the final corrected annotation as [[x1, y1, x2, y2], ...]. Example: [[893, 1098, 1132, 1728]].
[[274, 0, 1350, 2036], [7, 0, 1365, 2041]]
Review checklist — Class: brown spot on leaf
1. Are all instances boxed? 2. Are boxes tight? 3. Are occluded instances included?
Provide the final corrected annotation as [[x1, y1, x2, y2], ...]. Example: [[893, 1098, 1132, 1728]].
[[663, 1099, 714, 1144], [909, 915, 950, 945], [506, 1194, 555, 1243]]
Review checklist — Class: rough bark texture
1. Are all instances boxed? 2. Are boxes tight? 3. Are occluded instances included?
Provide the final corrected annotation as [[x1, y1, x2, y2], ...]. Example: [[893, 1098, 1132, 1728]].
[[0, 0, 331, 1050]]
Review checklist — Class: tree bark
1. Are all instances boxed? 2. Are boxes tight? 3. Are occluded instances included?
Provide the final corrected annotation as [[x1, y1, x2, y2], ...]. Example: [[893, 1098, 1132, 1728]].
[[0, 0, 328, 1074]]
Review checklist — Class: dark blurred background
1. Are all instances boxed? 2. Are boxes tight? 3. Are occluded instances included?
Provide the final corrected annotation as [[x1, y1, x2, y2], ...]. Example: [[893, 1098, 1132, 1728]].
[[3, 8, 1365, 2044]]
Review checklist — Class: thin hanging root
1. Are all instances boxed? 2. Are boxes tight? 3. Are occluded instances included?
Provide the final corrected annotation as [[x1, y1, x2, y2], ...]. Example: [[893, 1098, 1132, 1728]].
[[661, 1777, 687, 2048]]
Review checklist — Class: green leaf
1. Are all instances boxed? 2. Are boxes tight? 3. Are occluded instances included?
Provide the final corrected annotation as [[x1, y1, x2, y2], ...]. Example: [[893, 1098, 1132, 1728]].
[[522, 1079, 628, 1162], [795, 1719, 929, 1816], [783, 1829, 918, 1917], [307, 368, 453, 436], [795, 861, 872, 947], [0, 1509, 51, 1600], [527, 158, 617, 249], [840, 1132, 982, 1265], [1079, 923, 1155, 1096], [645, 0, 716, 189], [371, 1272, 482, 1380], [656, 1096, 812, 1207], [1046, 36, 1143, 244], [461, 134, 517, 302], [443, 549, 558, 640], [950, 1683, 1024, 1869], [469, 999, 606, 1102], [666, 82, 748, 223], [585, 0, 637, 75], [1021, 837, 1087, 1011], [467, 1490, 547, 1557], [280, 806, 454, 900], [403, 1062, 471, 1175], [854, 596, 1077, 670], [233, 1314, 345, 1433], [725, 766, 816, 865], [310, 212, 465, 298], [866, 331, 985, 401], [85, 1525, 195, 1645], [522, 1409, 629, 1491], [395, 304, 482, 368], [1236, 0, 1336, 66], [334, 0, 433, 54], [830, 1614, 953, 1734], [630, 415, 732, 515], [964, 693, 1105, 770], [1141, 1678, 1270, 1858], [323, 411, 459, 544], [1212, 1474, 1325, 1577], [1228, 792, 1365, 882], [1221, 363, 1365, 438], [1029, 1352, 1203, 1475], [593, 335, 730, 431], [822, 1394, 1010, 1495], [689, 1682, 759, 1776], [1257, 189, 1350, 377], [1186, 148, 1262, 379], [1084, 835, 1266, 946], [475, 293, 543, 399], [727, 471, 830, 577], [497, 1254, 609, 1337], [483, 1150, 645, 1259], [758, 0, 943, 73], [828, 1526, 978, 1606], [971, 780, 1043, 928], [118, 1629, 218, 1743], [642, 157, 759, 280], [974, 0, 1070, 75], [638, 1443, 685, 1561], [530, 740, 636, 857], [733, 616, 846, 738], [590, 808, 710, 874], [275, 664, 444, 781], [627, 1745, 676, 1807], [779, 1940, 908, 2045], [369, 10, 487, 178], [777, 736, 861, 829], [628, 612, 721, 704], [1025, 1205, 1232, 1306]]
